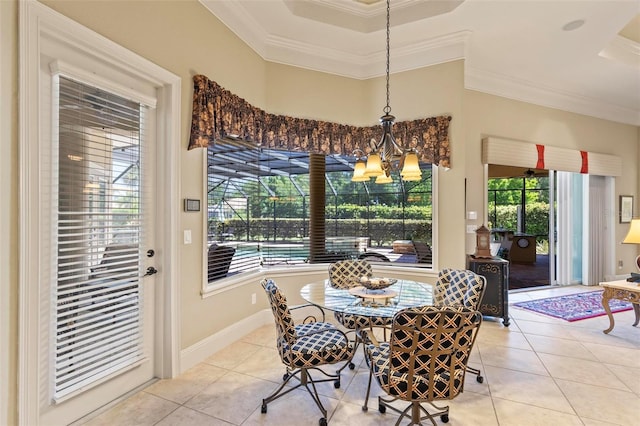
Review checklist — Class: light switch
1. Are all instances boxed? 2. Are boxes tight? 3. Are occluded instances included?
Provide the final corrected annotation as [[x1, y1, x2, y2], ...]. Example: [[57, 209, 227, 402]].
[[467, 211, 477, 220], [184, 229, 192, 244], [466, 225, 477, 234]]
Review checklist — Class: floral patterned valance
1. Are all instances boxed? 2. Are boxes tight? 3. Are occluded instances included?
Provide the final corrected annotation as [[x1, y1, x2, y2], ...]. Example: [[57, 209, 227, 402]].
[[189, 74, 452, 167]]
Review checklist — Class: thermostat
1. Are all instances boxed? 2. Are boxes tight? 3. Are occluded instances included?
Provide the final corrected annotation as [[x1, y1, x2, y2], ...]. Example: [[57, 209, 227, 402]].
[[184, 198, 200, 212]]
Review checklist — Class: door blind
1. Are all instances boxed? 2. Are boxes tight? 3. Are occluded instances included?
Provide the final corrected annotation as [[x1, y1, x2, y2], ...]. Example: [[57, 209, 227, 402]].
[[53, 76, 145, 400]]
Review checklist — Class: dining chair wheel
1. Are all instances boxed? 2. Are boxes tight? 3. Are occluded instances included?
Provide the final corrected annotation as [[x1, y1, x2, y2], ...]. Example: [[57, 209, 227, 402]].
[[441, 414, 449, 423], [361, 405, 368, 412], [476, 375, 484, 383], [334, 380, 340, 389], [282, 373, 289, 381], [261, 402, 267, 414], [378, 404, 386, 414], [349, 362, 355, 369], [319, 418, 327, 426]]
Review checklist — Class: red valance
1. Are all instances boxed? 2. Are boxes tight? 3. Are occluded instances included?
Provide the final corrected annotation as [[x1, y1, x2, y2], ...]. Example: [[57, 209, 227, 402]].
[[189, 75, 452, 168]]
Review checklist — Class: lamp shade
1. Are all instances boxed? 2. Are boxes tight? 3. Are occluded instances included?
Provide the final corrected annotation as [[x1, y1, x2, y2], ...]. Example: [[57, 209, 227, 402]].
[[623, 219, 640, 244], [401, 173, 422, 182], [351, 159, 369, 182], [400, 152, 421, 176], [363, 153, 384, 177], [375, 173, 393, 184]]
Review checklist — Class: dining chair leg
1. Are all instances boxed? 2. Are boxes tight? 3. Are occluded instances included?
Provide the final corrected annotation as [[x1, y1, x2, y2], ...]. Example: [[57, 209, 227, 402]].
[[361, 366, 375, 411]]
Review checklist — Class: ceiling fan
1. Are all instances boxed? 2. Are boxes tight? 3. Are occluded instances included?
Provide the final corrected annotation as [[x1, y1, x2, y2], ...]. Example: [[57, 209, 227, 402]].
[[524, 169, 536, 178]]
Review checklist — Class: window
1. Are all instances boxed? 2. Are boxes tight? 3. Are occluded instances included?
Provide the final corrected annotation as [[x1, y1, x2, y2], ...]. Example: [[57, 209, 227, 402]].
[[206, 141, 434, 285]]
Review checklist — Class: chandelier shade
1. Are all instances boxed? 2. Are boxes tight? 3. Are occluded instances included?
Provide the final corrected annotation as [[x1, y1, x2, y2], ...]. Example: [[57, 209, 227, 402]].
[[363, 153, 384, 177], [351, 158, 369, 182]]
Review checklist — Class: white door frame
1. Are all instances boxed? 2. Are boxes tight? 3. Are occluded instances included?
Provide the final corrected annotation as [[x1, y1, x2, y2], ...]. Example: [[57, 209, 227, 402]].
[[18, 1, 181, 424]]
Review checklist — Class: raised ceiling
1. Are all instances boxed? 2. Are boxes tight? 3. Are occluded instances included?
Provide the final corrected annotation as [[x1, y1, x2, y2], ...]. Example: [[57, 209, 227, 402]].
[[200, 0, 640, 126]]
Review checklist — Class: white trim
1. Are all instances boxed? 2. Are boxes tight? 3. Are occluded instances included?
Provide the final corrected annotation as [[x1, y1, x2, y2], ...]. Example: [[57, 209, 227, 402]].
[[49, 61, 157, 108], [0, 1, 13, 423], [19, 1, 181, 423]]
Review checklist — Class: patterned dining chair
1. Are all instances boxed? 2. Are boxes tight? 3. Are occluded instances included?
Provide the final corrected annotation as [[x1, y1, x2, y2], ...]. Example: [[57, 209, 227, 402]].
[[328, 260, 392, 367], [434, 268, 487, 383], [260, 278, 355, 426], [364, 306, 482, 425]]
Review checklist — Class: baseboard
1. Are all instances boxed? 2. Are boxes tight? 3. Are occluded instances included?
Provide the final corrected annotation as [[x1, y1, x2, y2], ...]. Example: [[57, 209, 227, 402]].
[[179, 309, 272, 373]]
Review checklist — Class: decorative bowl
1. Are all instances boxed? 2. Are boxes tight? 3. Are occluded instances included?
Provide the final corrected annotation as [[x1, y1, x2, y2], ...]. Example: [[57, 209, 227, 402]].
[[358, 276, 397, 291]]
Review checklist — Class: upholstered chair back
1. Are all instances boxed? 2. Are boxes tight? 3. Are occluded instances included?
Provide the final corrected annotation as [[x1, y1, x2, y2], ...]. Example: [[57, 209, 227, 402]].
[[434, 268, 486, 310], [328, 259, 373, 289], [386, 306, 481, 401]]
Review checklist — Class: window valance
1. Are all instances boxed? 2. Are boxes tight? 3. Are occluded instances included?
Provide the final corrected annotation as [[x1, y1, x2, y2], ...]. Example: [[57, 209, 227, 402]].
[[188, 75, 452, 168]]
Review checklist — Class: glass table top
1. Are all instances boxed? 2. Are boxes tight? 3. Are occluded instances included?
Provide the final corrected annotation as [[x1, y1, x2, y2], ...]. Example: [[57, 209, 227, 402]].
[[300, 279, 433, 319]]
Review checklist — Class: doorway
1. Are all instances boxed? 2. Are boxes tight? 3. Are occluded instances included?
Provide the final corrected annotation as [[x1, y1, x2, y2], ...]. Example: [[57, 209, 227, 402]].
[[19, 3, 180, 424], [487, 165, 552, 290]]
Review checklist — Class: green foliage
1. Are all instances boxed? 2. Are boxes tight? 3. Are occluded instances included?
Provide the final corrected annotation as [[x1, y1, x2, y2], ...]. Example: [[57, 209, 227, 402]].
[[212, 217, 432, 247], [490, 202, 550, 252]]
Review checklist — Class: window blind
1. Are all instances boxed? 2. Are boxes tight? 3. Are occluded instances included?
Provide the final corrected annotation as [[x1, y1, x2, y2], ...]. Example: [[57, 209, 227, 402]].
[[53, 76, 145, 400]]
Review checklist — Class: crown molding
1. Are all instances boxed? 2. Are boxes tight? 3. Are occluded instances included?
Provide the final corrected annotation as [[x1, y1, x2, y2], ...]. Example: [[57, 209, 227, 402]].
[[599, 34, 640, 70], [465, 66, 640, 126]]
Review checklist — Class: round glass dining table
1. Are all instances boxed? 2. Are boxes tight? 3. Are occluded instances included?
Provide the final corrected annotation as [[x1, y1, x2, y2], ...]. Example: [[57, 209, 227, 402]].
[[300, 279, 433, 319]]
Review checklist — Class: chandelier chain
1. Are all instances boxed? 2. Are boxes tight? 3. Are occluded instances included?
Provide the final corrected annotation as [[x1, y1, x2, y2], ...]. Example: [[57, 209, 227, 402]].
[[384, 0, 391, 115]]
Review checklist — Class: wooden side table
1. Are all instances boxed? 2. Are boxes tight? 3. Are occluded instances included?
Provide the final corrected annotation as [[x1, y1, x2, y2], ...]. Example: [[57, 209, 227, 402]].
[[599, 280, 640, 334]]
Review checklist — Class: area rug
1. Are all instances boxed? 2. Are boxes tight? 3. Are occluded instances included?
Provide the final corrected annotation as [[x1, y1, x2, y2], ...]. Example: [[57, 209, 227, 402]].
[[513, 290, 633, 322]]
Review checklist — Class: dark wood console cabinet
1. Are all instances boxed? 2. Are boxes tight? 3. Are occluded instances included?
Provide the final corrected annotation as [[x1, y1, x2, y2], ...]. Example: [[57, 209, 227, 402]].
[[466, 255, 510, 326]]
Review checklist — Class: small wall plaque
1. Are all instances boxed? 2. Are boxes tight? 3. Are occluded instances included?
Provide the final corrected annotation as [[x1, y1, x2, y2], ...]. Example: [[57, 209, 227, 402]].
[[184, 198, 200, 212]]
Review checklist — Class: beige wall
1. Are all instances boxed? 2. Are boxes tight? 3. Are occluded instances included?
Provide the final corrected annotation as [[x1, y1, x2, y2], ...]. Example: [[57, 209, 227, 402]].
[[3, 1, 638, 423]]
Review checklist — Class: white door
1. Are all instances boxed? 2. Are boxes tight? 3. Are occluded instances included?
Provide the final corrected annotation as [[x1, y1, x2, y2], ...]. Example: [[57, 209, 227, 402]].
[[38, 73, 158, 425]]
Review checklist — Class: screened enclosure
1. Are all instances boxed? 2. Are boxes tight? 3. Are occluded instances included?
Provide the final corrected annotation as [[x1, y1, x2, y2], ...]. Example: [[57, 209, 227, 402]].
[[206, 140, 434, 282]]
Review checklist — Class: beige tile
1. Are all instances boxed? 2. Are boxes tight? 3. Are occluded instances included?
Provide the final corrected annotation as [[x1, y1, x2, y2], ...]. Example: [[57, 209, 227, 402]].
[[524, 334, 598, 360], [231, 345, 288, 382], [476, 326, 533, 351], [340, 368, 385, 410], [154, 406, 232, 426], [204, 339, 262, 370], [483, 366, 575, 414], [567, 325, 639, 349], [492, 397, 583, 426], [145, 363, 227, 404], [514, 319, 574, 339], [556, 379, 640, 425], [81, 391, 179, 426], [329, 399, 392, 425], [242, 386, 339, 426], [538, 353, 629, 390], [582, 340, 640, 369], [605, 363, 640, 395], [480, 345, 549, 376], [185, 370, 278, 424], [241, 324, 277, 348], [446, 391, 499, 425]]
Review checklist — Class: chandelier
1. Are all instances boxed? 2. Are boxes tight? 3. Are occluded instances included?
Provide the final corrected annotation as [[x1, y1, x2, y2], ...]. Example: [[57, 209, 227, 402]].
[[351, 0, 422, 184]]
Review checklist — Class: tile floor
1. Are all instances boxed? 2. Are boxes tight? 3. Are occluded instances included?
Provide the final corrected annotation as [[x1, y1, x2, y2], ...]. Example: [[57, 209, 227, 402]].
[[81, 286, 640, 426]]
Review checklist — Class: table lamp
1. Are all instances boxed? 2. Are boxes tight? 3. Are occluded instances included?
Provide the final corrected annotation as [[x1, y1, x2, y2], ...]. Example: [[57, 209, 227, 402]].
[[622, 218, 640, 282]]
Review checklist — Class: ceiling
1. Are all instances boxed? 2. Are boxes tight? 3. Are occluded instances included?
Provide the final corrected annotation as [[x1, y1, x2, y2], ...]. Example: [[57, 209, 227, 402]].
[[200, 0, 640, 126]]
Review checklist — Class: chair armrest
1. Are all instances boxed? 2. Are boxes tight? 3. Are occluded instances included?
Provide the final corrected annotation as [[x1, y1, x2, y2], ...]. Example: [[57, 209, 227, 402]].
[[290, 303, 326, 323]]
